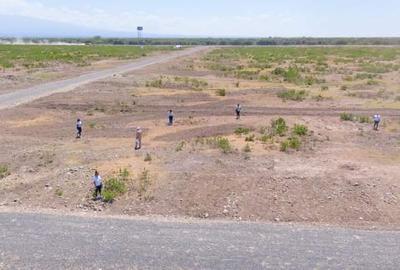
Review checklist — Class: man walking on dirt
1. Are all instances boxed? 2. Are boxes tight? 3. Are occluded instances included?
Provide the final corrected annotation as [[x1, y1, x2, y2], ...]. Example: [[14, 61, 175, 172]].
[[92, 170, 102, 200], [168, 110, 174, 126], [373, 114, 381, 131], [135, 127, 143, 150], [76, 118, 83, 138], [235, 104, 242, 120]]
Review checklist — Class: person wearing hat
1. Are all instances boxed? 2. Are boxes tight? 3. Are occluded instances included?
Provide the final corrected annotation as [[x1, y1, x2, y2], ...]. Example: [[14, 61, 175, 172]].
[[135, 127, 143, 150]]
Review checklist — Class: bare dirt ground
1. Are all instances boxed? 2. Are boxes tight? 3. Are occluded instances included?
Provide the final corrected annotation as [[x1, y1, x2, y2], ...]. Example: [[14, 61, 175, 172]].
[[0, 47, 399, 230], [0, 59, 132, 94]]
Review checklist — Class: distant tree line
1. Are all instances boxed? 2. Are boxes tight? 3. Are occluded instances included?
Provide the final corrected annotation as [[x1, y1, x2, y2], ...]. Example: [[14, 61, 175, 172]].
[[2, 37, 400, 46]]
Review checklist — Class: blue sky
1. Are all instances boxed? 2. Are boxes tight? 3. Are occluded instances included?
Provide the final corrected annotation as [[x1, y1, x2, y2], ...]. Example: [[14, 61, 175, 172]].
[[0, 0, 399, 37]]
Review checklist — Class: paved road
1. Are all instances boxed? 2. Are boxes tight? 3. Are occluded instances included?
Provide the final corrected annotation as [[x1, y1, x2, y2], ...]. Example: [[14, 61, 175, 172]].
[[0, 47, 206, 110], [0, 212, 399, 269]]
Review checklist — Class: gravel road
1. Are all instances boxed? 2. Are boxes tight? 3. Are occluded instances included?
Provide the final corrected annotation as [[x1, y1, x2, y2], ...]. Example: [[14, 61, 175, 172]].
[[0, 47, 206, 110], [0, 212, 399, 269]]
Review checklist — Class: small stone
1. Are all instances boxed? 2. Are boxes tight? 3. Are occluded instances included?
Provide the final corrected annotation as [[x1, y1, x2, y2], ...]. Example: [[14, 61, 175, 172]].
[[274, 217, 280, 222]]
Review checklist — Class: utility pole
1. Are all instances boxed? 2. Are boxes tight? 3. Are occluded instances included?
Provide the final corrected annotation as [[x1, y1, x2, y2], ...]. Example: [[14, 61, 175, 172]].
[[137, 26, 143, 46]]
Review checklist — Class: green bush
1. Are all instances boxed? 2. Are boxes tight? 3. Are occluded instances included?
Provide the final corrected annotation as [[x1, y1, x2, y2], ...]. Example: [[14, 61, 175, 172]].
[[280, 141, 289, 152], [216, 89, 226, 96], [259, 134, 273, 143], [102, 175, 127, 202], [280, 137, 301, 152], [217, 137, 232, 153], [358, 115, 371, 123], [175, 141, 186, 152], [234, 127, 250, 135], [278, 89, 308, 101], [292, 124, 308, 136], [288, 136, 301, 150], [245, 134, 256, 142], [55, 188, 63, 197], [340, 112, 354, 121], [271, 118, 288, 136], [0, 164, 10, 179], [138, 169, 152, 197], [284, 66, 302, 83]]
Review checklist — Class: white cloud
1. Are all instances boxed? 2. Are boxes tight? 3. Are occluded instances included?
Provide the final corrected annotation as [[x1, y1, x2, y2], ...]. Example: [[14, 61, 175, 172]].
[[0, 0, 185, 34], [0, 0, 301, 36]]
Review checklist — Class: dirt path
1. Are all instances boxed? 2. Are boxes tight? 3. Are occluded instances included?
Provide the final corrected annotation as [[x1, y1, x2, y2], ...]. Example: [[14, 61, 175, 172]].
[[0, 46, 208, 110], [1, 211, 399, 269]]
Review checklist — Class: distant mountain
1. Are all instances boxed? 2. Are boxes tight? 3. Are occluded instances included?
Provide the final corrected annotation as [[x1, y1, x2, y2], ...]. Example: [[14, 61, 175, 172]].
[[0, 15, 170, 38]]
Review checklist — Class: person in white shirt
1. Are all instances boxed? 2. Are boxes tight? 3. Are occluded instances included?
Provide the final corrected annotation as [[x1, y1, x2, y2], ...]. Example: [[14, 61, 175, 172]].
[[76, 118, 83, 138], [92, 170, 102, 199], [135, 127, 143, 150], [373, 114, 381, 131], [235, 104, 242, 120]]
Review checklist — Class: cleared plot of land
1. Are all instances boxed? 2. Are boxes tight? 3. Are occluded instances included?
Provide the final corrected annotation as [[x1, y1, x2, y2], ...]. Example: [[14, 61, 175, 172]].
[[0, 44, 173, 94], [0, 46, 399, 229]]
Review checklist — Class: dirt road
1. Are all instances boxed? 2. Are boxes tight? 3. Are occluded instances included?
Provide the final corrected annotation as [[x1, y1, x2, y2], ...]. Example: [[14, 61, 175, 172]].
[[0, 47, 207, 110], [0, 211, 399, 270]]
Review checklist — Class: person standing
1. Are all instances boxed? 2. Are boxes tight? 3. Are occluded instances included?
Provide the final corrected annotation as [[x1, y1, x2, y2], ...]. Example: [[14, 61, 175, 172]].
[[76, 118, 83, 138], [168, 110, 174, 126], [373, 114, 381, 131], [235, 104, 242, 120], [135, 127, 143, 150], [92, 170, 102, 199]]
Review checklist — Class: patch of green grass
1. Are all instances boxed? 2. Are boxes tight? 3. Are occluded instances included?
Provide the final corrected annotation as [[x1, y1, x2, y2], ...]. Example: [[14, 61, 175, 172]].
[[259, 134, 273, 144], [271, 118, 288, 136], [235, 127, 251, 135], [277, 89, 308, 101], [55, 188, 63, 197], [137, 169, 152, 199], [204, 137, 233, 153], [144, 153, 152, 162], [102, 169, 129, 202], [367, 79, 379, 85], [216, 137, 232, 153], [0, 164, 10, 179], [340, 112, 355, 121], [145, 78, 164, 88], [175, 141, 186, 152], [280, 136, 301, 152], [216, 88, 226, 96], [0, 44, 171, 69], [340, 113, 371, 123], [292, 124, 308, 136], [88, 122, 96, 129], [245, 134, 256, 142]]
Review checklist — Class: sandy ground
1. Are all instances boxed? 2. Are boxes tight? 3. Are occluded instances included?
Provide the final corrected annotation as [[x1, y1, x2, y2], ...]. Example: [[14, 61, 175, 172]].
[[0, 48, 399, 229]]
